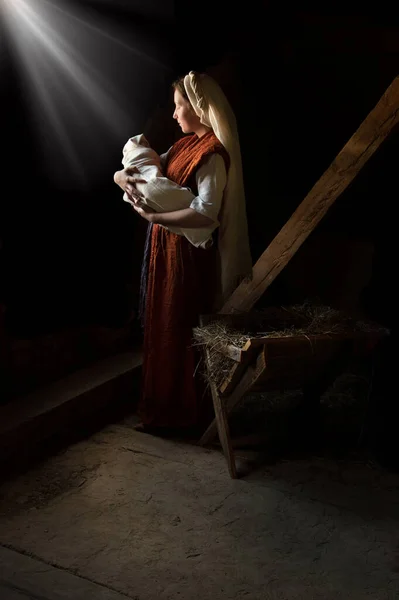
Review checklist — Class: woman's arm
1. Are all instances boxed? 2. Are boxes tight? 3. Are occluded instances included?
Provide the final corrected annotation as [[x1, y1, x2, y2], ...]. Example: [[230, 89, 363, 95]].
[[154, 208, 213, 228], [134, 206, 213, 228], [132, 153, 226, 228]]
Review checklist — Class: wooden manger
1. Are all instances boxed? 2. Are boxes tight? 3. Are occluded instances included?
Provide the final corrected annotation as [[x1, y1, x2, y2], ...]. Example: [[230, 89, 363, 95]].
[[195, 76, 398, 477], [196, 308, 387, 478]]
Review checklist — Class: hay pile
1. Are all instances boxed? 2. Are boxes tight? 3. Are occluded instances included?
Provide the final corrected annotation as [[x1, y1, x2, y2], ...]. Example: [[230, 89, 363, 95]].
[[192, 303, 388, 389]]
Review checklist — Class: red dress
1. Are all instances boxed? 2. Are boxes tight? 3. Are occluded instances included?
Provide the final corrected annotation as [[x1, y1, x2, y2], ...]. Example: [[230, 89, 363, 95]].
[[138, 132, 229, 427]]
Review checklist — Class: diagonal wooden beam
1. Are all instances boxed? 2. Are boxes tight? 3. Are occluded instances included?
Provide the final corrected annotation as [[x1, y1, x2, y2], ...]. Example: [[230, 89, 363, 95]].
[[221, 76, 399, 314]]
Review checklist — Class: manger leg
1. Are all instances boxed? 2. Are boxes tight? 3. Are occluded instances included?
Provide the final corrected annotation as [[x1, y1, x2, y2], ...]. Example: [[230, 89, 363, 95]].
[[209, 378, 237, 479]]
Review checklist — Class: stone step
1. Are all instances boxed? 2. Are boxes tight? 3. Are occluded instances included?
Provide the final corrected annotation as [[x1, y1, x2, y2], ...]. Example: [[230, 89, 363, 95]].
[[0, 350, 142, 475], [2, 323, 139, 401]]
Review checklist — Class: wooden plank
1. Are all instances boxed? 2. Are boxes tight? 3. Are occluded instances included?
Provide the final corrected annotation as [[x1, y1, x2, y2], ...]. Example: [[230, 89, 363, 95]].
[[219, 338, 267, 395], [0, 351, 143, 475], [203, 347, 237, 478], [196, 308, 309, 366], [198, 312, 238, 475], [221, 76, 399, 313], [200, 349, 267, 446], [219, 361, 249, 397], [220, 334, 280, 363], [0, 351, 143, 434], [219, 337, 271, 363], [201, 327, 388, 446], [219, 329, 376, 380], [222, 343, 245, 362]]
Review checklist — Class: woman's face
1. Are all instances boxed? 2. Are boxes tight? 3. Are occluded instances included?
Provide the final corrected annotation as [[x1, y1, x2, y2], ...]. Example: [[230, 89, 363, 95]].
[[173, 89, 201, 134]]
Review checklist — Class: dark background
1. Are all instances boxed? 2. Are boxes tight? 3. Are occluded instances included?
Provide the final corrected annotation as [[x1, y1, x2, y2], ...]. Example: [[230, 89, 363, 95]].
[[1, 1, 397, 330], [0, 1, 397, 460]]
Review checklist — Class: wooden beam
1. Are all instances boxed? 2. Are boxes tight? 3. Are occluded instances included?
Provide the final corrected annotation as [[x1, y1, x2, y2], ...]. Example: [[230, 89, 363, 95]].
[[221, 76, 399, 314], [203, 347, 237, 478], [219, 338, 263, 396], [200, 348, 267, 446], [221, 343, 245, 363], [220, 337, 276, 363]]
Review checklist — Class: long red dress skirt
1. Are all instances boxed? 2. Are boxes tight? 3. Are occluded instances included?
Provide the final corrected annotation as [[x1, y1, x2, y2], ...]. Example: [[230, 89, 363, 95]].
[[138, 224, 216, 427]]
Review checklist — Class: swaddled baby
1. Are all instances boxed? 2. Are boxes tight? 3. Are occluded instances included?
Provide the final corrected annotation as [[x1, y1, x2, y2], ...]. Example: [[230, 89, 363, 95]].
[[121, 134, 213, 248]]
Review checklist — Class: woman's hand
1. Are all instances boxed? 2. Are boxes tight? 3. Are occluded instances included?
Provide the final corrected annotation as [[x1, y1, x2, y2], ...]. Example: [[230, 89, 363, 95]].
[[125, 184, 146, 205], [113, 167, 135, 190], [131, 203, 156, 222], [113, 167, 146, 197]]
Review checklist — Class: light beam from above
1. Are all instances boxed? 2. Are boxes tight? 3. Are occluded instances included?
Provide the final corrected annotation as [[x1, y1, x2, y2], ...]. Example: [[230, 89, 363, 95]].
[[1, 0, 170, 188]]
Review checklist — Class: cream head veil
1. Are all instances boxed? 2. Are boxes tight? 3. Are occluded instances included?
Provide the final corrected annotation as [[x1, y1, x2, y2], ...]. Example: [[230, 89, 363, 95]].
[[184, 71, 252, 304]]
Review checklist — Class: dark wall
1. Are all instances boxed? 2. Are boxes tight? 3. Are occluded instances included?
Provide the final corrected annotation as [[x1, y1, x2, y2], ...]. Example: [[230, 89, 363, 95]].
[[0, 0, 176, 334], [231, 9, 397, 321], [1, 3, 397, 460], [1, 4, 397, 334]]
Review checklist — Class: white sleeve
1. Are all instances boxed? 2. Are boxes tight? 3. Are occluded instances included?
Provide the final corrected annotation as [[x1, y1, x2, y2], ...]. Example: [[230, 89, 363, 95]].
[[190, 153, 227, 224]]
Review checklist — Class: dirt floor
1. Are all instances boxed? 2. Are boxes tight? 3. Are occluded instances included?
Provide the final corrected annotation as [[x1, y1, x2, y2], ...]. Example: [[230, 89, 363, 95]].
[[1, 369, 399, 600]]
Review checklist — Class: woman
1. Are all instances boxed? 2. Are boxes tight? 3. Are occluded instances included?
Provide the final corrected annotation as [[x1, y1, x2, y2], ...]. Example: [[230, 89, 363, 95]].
[[114, 71, 252, 435]]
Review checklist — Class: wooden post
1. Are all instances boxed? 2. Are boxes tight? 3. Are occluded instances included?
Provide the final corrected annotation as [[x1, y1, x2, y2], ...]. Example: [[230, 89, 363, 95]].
[[200, 348, 266, 447], [204, 347, 237, 478], [221, 76, 399, 314]]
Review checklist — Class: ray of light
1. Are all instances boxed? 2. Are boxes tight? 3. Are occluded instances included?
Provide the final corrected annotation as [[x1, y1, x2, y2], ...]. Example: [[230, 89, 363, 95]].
[[1, 0, 171, 188]]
